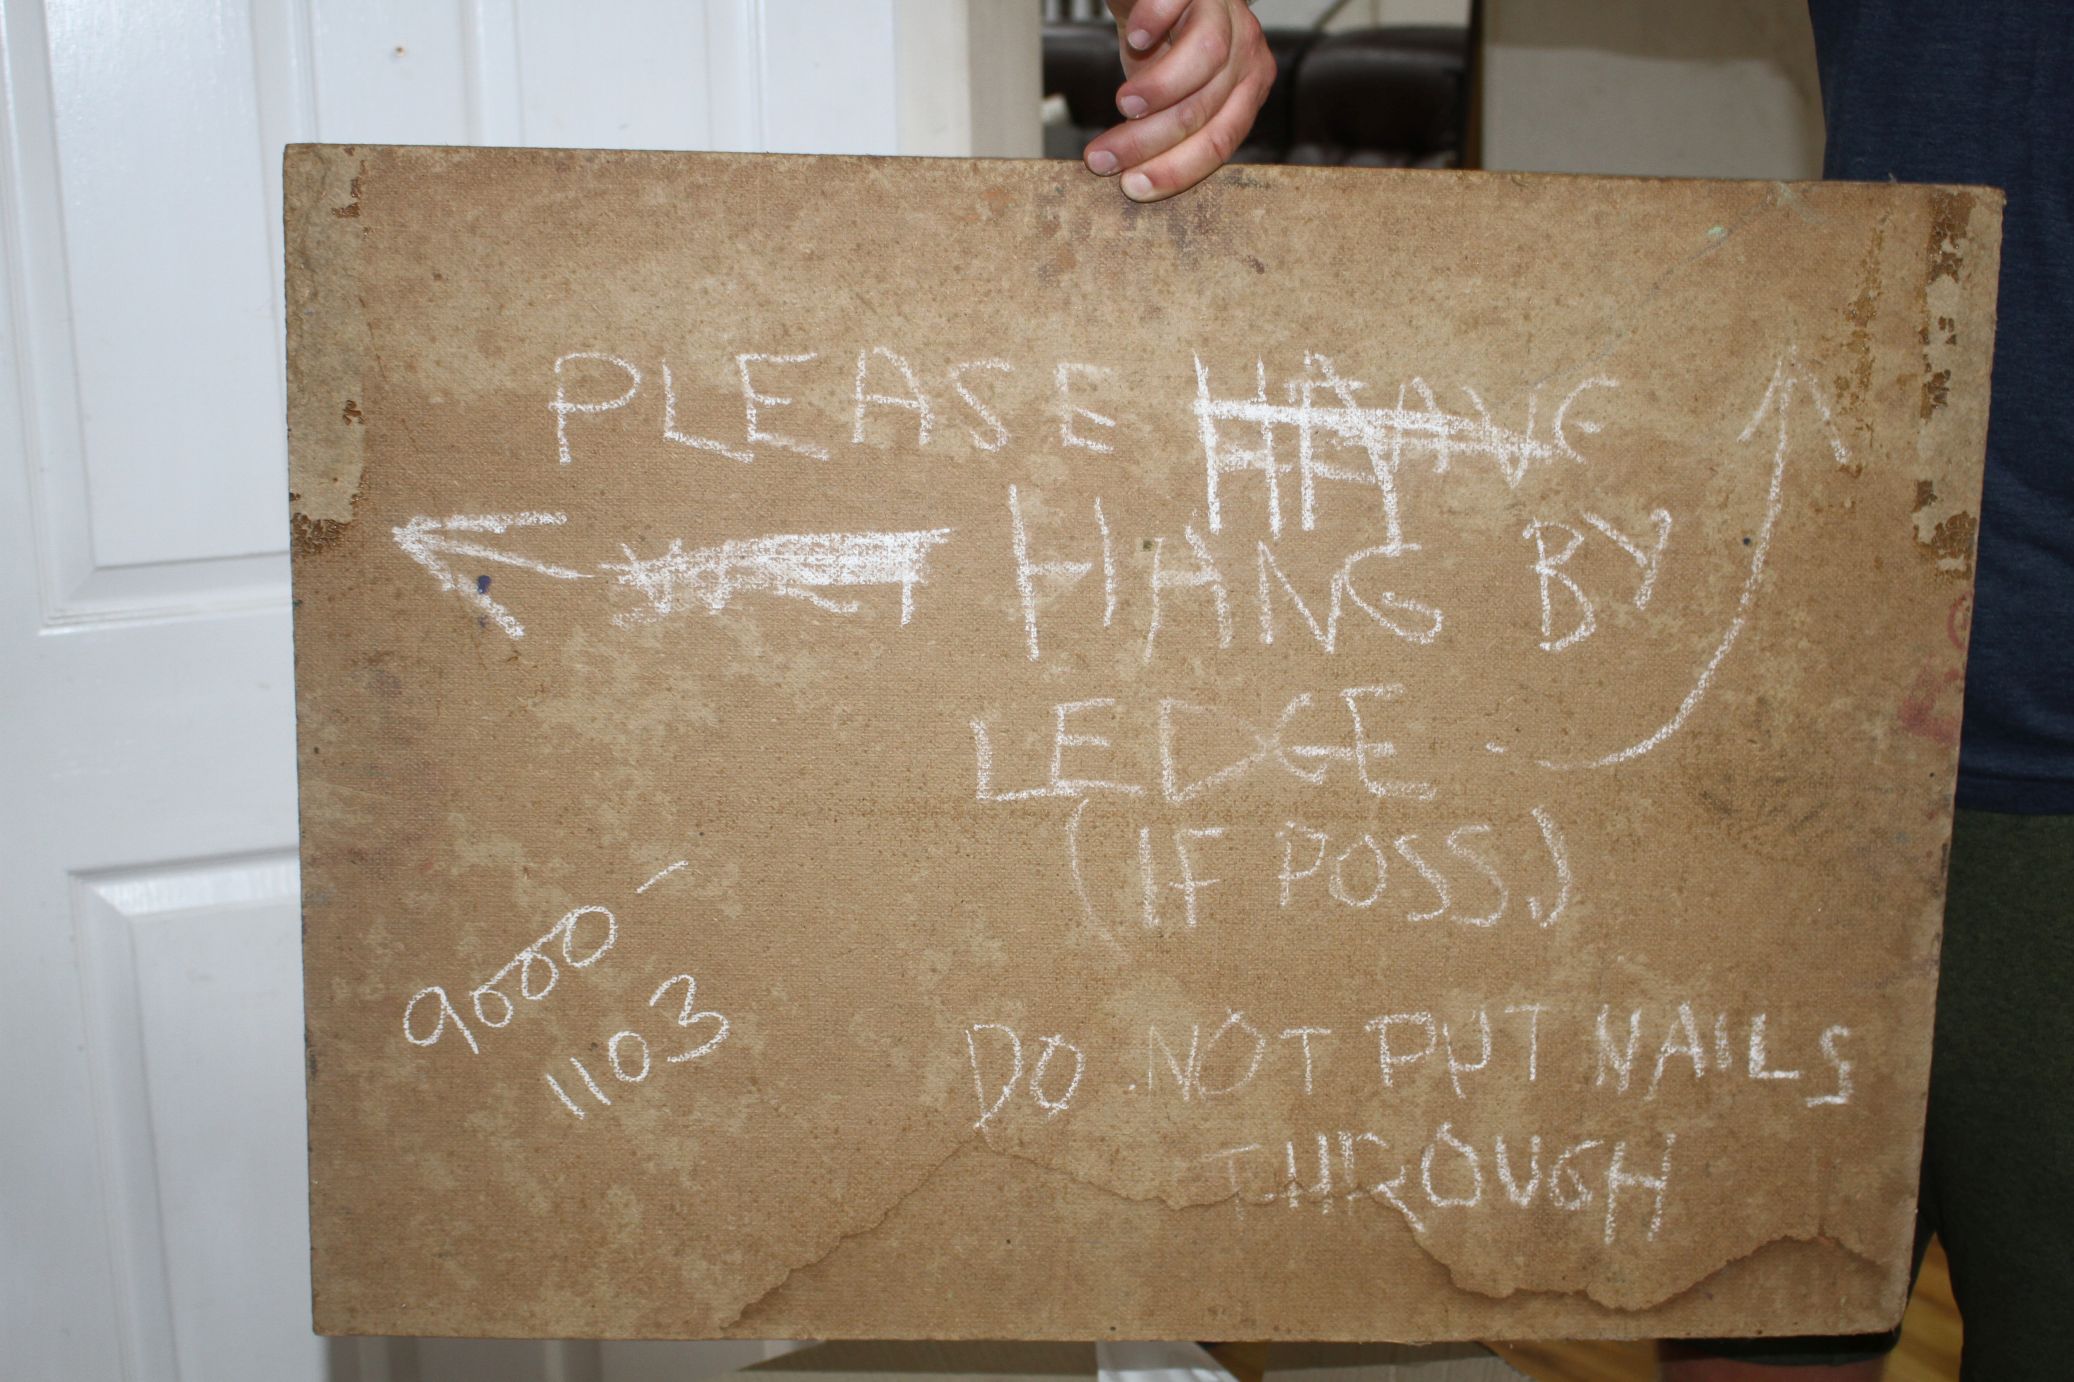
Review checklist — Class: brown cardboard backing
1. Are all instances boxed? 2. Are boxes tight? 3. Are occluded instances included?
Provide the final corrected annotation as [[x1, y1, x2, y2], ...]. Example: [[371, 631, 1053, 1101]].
[[287, 146, 2001, 1341]]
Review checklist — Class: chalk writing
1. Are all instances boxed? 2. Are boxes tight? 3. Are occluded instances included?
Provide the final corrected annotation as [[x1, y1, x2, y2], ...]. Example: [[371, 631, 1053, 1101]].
[[636, 860, 689, 894], [1009, 485, 1116, 661], [967, 1023, 1087, 1130], [1540, 351, 1850, 768], [552, 352, 641, 465], [853, 346, 934, 447], [1193, 353, 1616, 541], [603, 528, 953, 626], [972, 685, 1434, 807], [545, 970, 731, 1120], [547, 347, 1124, 467], [966, 1001, 1861, 1109], [404, 903, 617, 1057], [1196, 1126, 1674, 1243], [415, 341, 1892, 1272], [737, 352, 832, 460]]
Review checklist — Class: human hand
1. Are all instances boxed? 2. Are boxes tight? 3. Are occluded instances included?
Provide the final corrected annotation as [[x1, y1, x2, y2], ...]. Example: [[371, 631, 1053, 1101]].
[[1084, 0, 1275, 203]]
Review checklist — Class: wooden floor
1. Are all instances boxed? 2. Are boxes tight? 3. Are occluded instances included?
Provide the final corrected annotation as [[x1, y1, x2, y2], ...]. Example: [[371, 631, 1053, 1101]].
[[1487, 1239, 1962, 1382], [1207, 1239, 1961, 1381]]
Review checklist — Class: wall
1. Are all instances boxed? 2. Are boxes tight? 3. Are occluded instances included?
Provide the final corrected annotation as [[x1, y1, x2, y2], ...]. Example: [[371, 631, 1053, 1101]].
[[899, 0, 1041, 157], [1480, 0, 1824, 179]]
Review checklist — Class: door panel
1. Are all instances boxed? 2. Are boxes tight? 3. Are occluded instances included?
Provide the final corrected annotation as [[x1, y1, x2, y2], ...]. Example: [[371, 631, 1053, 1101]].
[[3, 1, 1026, 1377], [76, 856, 317, 1382]]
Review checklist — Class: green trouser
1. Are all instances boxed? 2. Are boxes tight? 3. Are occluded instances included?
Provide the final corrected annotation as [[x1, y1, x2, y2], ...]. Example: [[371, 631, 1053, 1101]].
[[1677, 809, 2074, 1377]]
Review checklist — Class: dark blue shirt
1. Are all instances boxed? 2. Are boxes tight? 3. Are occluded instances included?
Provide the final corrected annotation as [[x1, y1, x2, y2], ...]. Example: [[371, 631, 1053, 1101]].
[[1809, 1, 2074, 811]]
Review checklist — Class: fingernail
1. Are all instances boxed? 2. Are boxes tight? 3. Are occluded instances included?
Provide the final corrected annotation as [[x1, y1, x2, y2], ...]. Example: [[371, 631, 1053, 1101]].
[[1087, 149, 1118, 175], [1127, 28, 1153, 51], [1122, 172, 1155, 201], [1119, 93, 1148, 119]]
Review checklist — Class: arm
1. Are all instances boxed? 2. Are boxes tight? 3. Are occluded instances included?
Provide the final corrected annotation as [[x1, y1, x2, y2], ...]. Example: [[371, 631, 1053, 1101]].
[[1083, 0, 1277, 202]]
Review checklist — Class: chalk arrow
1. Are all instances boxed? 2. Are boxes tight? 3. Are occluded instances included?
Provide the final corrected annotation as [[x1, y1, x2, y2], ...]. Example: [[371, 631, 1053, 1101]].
[[1739, 346, 1852, 472], [392, 511, 591, 639], [1540, 350, 1844, 770]]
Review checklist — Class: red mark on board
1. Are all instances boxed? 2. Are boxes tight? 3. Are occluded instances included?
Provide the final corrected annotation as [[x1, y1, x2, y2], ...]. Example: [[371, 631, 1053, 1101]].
[[1899, 663, 1964, 748]]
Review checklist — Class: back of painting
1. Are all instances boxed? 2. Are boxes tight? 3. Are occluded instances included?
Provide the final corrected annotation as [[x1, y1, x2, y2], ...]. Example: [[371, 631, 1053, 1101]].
[[287, 147, 1998, 1340]]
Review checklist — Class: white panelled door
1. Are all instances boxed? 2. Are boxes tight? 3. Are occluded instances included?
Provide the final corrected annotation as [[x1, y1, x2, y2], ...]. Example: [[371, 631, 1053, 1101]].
[[0, 3, 1035, 1379]]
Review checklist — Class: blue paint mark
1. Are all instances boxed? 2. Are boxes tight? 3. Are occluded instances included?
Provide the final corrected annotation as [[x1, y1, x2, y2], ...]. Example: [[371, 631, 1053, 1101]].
[[476, 574, 492, 593]]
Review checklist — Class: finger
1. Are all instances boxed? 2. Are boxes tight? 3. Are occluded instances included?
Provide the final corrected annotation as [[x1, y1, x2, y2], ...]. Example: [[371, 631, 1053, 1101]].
[[1085, 61, 1240, 175], [1115, 0, 1233, 119], [1118, 77, 1268, 201], [1112, 0, 1190, 58]]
